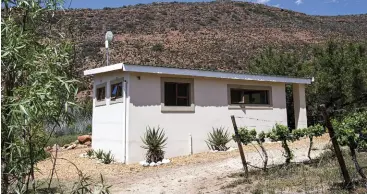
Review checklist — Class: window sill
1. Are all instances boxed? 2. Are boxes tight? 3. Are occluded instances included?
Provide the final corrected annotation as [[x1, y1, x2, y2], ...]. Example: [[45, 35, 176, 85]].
[[228, 104, 273, 110], [161, 104, 195, 113], [110, 98, 123, 105], [95, 101, 106, 107]]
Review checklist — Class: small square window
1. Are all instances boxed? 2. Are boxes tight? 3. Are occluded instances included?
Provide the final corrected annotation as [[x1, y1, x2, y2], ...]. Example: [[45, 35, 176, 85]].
[[96, 87, 106, 101], [164, 82, 190, 106], [161, 77, 195, 112], [111, 82, 123, 100]]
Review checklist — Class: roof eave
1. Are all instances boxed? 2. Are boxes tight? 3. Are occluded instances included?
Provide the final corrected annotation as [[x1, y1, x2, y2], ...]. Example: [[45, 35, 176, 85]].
[[84, 63, 313, 84]]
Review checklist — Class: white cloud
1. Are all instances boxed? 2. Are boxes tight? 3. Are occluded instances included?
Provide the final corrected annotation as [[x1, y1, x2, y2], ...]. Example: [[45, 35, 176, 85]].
[[255, 0, 270, 4], [273, 4, 281, 7], [295, 0, 303, 5]]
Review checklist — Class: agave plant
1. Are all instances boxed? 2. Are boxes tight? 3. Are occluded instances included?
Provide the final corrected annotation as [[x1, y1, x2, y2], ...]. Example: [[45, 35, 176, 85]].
[[95, 149, 104, 160], [206, 127, 231, 151], [141, 126, 168, 163], [102, 151, 114, 164], [86, 149, 94, 158]]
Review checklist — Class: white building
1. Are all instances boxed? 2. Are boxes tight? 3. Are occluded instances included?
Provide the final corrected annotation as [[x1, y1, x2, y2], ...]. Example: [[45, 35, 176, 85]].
[[84, 63, 311, 163]]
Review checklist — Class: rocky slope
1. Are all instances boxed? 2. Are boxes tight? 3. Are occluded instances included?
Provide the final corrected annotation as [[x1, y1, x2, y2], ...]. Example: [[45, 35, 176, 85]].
[[54, 1, 367, 79]]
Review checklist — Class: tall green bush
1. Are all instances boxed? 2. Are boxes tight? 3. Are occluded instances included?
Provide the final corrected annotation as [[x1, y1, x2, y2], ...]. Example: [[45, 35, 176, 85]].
[[333, 111, 367, 179], [1, 0, 78, 192], [249, 42, 367, 121]]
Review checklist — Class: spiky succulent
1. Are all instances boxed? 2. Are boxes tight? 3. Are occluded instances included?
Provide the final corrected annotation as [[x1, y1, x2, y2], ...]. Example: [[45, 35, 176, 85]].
[[141, 126, 168, 163], [206, 127, 231, 151]]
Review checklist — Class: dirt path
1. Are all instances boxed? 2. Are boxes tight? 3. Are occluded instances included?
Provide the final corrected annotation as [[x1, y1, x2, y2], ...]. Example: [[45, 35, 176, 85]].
[[110, 139, 329, 193]]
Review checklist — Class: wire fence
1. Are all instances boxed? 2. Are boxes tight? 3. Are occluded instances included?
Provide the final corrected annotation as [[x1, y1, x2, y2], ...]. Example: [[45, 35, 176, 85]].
[[228, 106, 367, 189]]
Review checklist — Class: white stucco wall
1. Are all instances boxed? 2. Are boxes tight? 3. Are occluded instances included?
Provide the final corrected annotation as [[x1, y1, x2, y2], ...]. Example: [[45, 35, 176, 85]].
[[293, 83, 308, 129], [92, 71, 127, 162], [127, 73, 289, 163]]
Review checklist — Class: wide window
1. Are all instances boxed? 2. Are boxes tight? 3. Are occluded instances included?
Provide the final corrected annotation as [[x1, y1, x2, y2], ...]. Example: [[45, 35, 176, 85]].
[[230, 88, 269, 105], [164, 82, 190, 106]]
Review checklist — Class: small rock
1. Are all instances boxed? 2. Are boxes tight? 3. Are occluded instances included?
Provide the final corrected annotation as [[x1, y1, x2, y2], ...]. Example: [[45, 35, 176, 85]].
[[84, 141, 92, 146], [139, 161, 149, 166], [157, 161, 162, 165], [63, 144, 70, 149], [149, 162, 157, 167], [226, 147, 237, 152], [161, 159, 170, 164], [66, 143, 77, 150], [79, 153, 87, 158], [178, 179, 181, 182]]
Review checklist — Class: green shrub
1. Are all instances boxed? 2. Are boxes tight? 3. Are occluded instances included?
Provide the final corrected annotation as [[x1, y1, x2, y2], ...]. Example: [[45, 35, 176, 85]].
[[46, 134, 78, 147], [141, 126, 168, 163], [236, 128, 268, 171], [102, 151, 114, 164], [95, 149, 104, 160], [235, 127, 257, 145], [206, 127, 231, 151], [304, 124, 324, 160], [267, 124, 294, 164]]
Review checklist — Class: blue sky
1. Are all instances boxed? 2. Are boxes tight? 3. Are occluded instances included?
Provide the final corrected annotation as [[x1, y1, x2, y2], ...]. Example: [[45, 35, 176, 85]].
[[65, 0, 366, 16]]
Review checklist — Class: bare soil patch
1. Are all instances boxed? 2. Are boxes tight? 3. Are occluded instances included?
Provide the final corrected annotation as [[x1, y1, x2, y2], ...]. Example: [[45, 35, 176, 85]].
[[36, 134, 331, 193]]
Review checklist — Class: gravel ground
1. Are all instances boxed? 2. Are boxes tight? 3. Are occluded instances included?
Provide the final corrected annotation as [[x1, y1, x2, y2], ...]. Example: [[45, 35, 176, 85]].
[[35, 135, 330, 193]]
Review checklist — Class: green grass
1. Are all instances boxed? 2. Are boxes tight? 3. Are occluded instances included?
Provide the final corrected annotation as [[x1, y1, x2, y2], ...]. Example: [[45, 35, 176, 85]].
[[46, 134, 79, 147], [223, 150, 367, 194]]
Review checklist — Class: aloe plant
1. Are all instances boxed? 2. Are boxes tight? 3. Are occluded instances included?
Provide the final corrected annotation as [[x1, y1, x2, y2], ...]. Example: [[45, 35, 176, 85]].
[[141, 126, 168, 163], [95, 149, 104, 160], [206, 127, 231, 151], [86, 149, 94, 158], [102, 151, 114, 164]]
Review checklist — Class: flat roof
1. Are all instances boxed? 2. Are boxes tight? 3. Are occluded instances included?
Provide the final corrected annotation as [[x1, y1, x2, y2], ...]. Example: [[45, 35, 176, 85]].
[[84, 63, 313, 84]]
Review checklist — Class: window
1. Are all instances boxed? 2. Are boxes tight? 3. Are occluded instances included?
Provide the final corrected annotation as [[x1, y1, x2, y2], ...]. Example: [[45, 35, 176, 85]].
[[95, 83, 107, 107], [164, 82, 190, 106], [96, 87, 106, 101], [111, 82, 123, 100], [230, 89, 269, 105], [161, 77, 195, 112], [228, 85, 272, 108], [110, 78, 124, 104]]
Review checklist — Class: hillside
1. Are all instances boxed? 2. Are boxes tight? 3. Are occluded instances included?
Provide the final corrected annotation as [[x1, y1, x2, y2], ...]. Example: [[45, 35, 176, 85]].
[[54, 1, 367, 78]]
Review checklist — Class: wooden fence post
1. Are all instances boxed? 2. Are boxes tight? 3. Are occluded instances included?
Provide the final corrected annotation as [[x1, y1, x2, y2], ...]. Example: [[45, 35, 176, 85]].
[[231, 115, 249, 178], [319, 104, 351, 187]]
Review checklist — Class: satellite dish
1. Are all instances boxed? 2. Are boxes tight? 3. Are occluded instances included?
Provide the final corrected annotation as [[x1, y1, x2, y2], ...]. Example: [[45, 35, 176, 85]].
[[105, 31, 113, 42], [105, 31, 113, 66]]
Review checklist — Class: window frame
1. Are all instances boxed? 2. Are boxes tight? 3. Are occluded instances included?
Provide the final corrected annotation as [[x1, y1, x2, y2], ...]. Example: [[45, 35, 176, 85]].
[[161, 77, 195, 112], [227, 84, 273, 109], [95, 82, 107, 107], [110, 78, 124, 104]]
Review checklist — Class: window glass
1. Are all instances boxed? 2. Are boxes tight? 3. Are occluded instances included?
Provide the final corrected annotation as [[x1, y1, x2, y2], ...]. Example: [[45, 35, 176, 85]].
[[164, 82, 176, 106], [164, 82, 190, 106], [111, 82, 123, 100], [230, 88, 269, 105], [230, 89, 243, 104], [96, 87, 106, 101]]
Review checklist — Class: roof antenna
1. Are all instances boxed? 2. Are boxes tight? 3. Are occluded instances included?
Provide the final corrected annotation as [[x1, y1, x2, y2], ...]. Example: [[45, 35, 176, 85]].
[[105, 31, 113, 66]]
